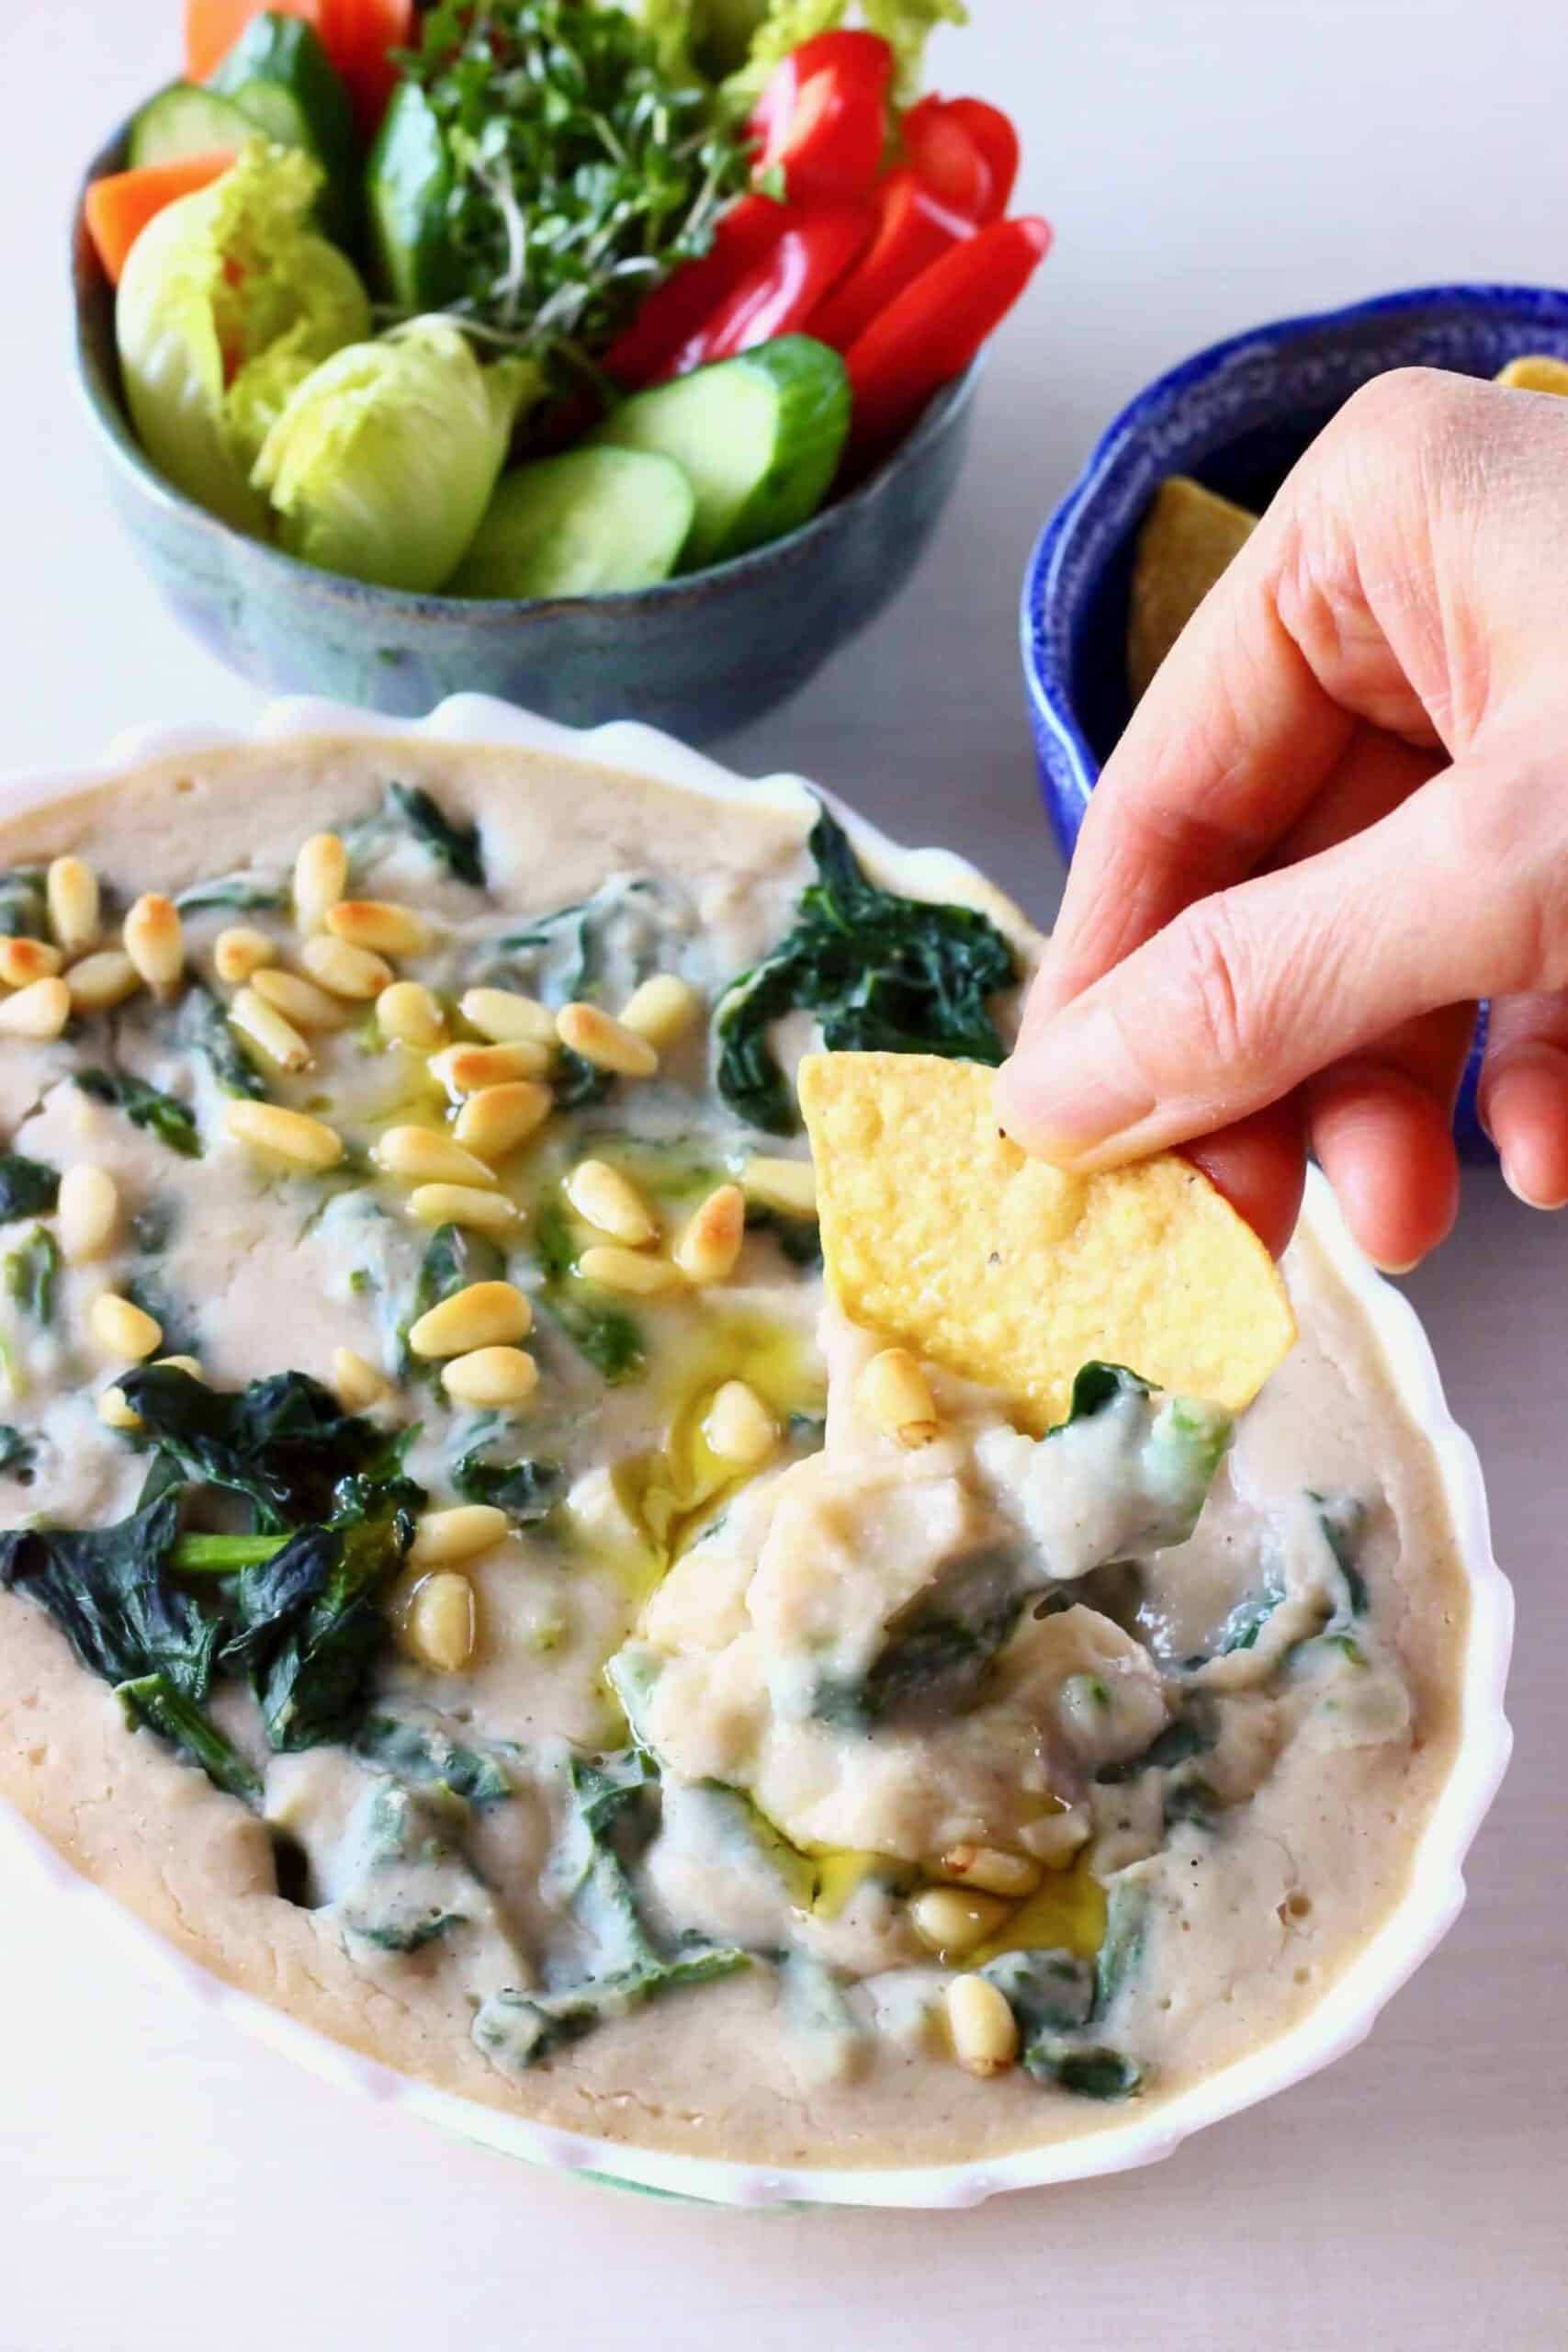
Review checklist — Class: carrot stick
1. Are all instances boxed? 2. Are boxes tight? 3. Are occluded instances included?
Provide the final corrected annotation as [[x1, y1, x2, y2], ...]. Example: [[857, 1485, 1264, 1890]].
[[185, 0, 325, 82], [84, 152, 237, 286]]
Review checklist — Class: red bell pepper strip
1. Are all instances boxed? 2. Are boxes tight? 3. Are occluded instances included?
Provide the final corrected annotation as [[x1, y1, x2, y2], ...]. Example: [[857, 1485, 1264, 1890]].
[[749, 31, 895, 206], [845, 214, 1053, 449], [900, 95, 1021, 225], [321, 0, 414, 141], [807, 168, 972, 354], [668, 202, 874, 375], [604, 194, 790, 387]]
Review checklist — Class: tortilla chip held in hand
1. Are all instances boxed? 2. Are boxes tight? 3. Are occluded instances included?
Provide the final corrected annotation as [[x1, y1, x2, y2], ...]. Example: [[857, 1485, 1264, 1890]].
[[1127, 474, 1258, 703], [799, 1052, 1296, 1435]]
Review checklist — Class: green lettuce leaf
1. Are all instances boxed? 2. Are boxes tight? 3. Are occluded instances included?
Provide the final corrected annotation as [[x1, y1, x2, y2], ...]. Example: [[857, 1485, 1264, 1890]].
[[117, 141, 370, 535], [252, 320, 539, 591]]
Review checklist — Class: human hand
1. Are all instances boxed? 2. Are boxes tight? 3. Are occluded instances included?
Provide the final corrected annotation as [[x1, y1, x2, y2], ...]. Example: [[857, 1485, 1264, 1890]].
[[998, 367, 1568, 1269]]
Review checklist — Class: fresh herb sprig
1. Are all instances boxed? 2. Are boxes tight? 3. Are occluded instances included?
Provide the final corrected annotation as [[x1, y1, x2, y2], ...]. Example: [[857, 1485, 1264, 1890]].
[[396, 0, 751, 383]]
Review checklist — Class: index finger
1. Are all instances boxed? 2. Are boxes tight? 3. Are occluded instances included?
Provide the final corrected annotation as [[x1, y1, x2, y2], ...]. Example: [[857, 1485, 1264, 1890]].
[[1030, 376, 1455, 1028]]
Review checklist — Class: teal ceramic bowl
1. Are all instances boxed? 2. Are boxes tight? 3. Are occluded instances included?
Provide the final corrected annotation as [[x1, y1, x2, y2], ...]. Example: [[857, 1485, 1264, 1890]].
[[72, 120, 980, 741]]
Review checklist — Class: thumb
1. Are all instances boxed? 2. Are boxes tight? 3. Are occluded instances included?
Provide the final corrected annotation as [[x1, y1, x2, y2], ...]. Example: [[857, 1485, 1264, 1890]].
[[997, 752, 1568, 1168]]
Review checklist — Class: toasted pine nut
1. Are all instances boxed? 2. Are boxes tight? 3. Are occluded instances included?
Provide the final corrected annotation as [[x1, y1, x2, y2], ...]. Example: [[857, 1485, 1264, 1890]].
[[620, 973, 701, 1050], [375, 1125, 497, 1189], [250, 965, 351, 1033], [453, 1080, 552, 1160], [97, 1386, 141, 1432], [152, 1354, 205, 1381], [65, 951, 140, 1016], [405, 1571, 477, 1672], [47, 857, 99, 955], [333, 1346, 392, 1412], [703, 1379, 777, 1467], [58, 1164, 119, 1262], [565, 1159, 657, 1246], [377, 981, 446, 1049], [230, 986, 312, 1073], [409, 1279, 531, 1359], [429, 1040, 547, 1092], [123, 894, 184, 993], [908, 1888, 1011, 1959], [326, 899, 434, 957], [214, 926, 276, 986], [224, 1100, 344, 1171], [556, 1002, 658, 1078], [90, 1291, 162, 1361], [441, 1345, 539, 1409], [946, 1974, 1020, 2078], [406, 1183, 521, 1235], [578, 1244, 682, 1297], [743, 1155, 818, 1217], [0, 976, 71, 1039], [674, 1182, 745, 1284], [459, 987, 556, 1047], [0, 937, 62, 988], [293, 833, 347, 935], [859, 1348, 939, 1447], [301, 934, 391, 1001], [938, 1845, 1044, 1900], [409, 1506, 508, 1569]]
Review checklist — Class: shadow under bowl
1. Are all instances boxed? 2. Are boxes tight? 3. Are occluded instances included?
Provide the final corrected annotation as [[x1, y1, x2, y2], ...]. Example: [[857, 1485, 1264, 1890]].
[[72, 118, 981, 744], [1020, 280, 1568, 1155]]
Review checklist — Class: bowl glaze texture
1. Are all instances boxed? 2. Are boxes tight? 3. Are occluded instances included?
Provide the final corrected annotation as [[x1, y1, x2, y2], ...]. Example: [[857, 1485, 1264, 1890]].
[[1020, 281, 1568, 1151], [72, 120, 979, 742]]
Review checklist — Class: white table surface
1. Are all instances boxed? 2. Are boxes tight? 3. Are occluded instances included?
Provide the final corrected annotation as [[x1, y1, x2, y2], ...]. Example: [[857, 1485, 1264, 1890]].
[[2, 2, 1565, 2344]]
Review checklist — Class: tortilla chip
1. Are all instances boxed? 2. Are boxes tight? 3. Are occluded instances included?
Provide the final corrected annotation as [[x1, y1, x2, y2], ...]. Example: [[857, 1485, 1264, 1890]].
[[1495, 353, 1568, 396], [1127, 475, 1257, 704], [799, 1052, 1296, 1434]]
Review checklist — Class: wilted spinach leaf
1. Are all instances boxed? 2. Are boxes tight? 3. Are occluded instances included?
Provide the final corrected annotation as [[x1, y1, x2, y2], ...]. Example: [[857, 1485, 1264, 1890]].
[[0, 1154, 60, 1221], [399, 1223, 507, 1378], [231, 1487, 420, 1752], [0, 868, 48, 939], [118, 1673, 261, 1804], [75, 1070, 200, 1159], [743, 1202, 823, 1268], [0, 1424, 38, 1483], [174, 873, 284, 914], [452, 1448, 561, 1522], [387, 783, 485, 888], [715, 808, 1017, 1135], [1314, 1492, 1370, 1616], [5, 1226, 60, 1324], [357, 1711, 516, 1806], [0, 1492, 218, 1697], [815, 1548, 1035, 1731], [533, 1196, 645, 1384], [179, 985, 266, 1099], [118, 1364, 400, 1529], [472, 1749, 746, 2073]]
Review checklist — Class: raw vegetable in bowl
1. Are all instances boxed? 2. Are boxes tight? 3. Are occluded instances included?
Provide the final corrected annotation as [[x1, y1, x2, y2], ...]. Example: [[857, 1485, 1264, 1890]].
[[86, 0, 1052, 596]]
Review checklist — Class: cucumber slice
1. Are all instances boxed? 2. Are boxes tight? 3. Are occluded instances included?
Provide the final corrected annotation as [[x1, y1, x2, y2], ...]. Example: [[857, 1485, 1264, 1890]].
[[367, 82, 456, 311], [451, 449, 696, 599], [127, 85, 259, 168], [209, 13, 357, 243], [589, 336, 851, 569]]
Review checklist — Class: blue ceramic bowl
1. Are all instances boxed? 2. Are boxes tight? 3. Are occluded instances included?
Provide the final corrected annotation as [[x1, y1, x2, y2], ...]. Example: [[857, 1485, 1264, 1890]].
[[1021, 280, 1568, 1154], [72, 120, 980, 742]]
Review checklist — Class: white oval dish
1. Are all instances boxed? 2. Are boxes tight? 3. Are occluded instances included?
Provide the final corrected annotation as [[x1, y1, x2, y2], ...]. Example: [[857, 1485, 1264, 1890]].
[[0, 694, 1514, 2208]]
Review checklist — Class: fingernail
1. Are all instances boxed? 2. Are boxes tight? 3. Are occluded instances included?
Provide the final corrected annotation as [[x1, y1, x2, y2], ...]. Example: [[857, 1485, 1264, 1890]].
[[997, 1001, 1156, 1160], [1501, 1157, 1568, 1212]]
